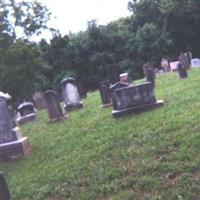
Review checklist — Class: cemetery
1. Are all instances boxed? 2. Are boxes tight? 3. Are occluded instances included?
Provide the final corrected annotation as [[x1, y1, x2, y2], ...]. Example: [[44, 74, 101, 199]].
[[1, 68, 200, 199], [1, 0, 200, 199]]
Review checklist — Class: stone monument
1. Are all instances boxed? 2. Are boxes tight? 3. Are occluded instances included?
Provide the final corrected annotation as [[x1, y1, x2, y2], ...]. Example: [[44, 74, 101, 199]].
[[177, 62, 188, 79], [16, 102, 37, 125], [44, 90, 65, 123], [32, 91, 46, 110], [61, 77, 83, 111], [143, 62, 156, 88], [111, 82, 164, 118], [0, 172, 11, 200], [0, 92, 31, 162], [99, 80, 112, 108]]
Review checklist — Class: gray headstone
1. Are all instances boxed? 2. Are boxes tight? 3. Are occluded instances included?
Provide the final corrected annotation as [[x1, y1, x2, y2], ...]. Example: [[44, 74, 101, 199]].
[[61, 78, 83, 111], [0, 97, 17, 144], [44, 90, 64, 122], [143, 62, 155, 88], [16, 102, 37, 125], [112, 82, 164, 118], [99, 80, 112, 108], [0, 172, 11, 200], [32, 91, 46, 110], [177, 62, 188, 79]]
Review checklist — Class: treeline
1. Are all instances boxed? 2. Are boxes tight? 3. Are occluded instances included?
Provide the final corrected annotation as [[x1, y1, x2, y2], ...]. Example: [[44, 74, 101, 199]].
[[1, 0, 200, 101]]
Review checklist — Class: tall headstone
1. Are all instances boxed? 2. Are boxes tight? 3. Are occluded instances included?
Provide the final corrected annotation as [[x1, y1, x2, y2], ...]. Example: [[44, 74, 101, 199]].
[[61, 77, 83, 112], [178, 52, 190, 69], [111, 82, 164, 118], [99, 80, 112, 108], [106, 64, 120, 84], [184, 52, 192, 66], [16, 102, 37, 125], [0, 172, 11, 200], [161, 58, 170, 72], [0, 93, 31, 162], [44, 90, 65, 123], [177, 62, 188, 79], [143, 62, 156, 88], [32, 91, 46, 110]]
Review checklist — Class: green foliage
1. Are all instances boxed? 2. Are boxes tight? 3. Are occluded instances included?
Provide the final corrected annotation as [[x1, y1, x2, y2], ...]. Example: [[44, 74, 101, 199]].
[[0, 40, 50, 101]]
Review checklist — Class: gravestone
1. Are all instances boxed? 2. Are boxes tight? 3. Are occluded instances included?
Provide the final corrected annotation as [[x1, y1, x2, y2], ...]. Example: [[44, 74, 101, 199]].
[[161, 58, 170, 72], [0, 172, 11, 200], [185, 52, 192, 66], [112, 82, 164, 118], [120, 73, 130, 84], [0, 94, 31, 162], [32, 91, 46, 110], [16, 102, 37, 125], [106, 64, 120, 84], [177, 62, 188, 79], [143, 62, 155, 88], [61, 77, 83, 112], [99, 80, 112, 108], [179, 52, 190, 69], [110, 82, 129, 110], [44, 90, 65, 123]]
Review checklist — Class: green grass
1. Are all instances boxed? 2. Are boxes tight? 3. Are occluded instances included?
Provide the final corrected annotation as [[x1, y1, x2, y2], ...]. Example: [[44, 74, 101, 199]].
[[2, 68, 200, 200]]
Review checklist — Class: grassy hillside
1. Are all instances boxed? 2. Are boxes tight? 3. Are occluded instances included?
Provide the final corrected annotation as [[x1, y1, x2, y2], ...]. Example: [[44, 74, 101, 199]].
[[1, 68, 200, 200]]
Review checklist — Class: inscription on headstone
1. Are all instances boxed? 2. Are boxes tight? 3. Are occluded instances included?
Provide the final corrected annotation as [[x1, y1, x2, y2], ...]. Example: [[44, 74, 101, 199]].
[[112, 82, 164, 118]]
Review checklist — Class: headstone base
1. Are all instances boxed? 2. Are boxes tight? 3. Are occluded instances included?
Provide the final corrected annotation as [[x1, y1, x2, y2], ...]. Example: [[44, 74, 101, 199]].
[[64, 102, 83, 112], [49, 115, 67, 123], [17, 113, 36, 125], [112, 100, 164, 118], [101, 103, 112, 108], [0, 137, 31, 162]]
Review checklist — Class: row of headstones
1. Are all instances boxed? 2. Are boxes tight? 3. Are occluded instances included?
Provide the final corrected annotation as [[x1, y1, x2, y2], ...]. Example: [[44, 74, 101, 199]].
[[100, 63, 164, 118], [0, 77, 85, 163], [160, 51, 192, 73], [14, 77, 85, 125]]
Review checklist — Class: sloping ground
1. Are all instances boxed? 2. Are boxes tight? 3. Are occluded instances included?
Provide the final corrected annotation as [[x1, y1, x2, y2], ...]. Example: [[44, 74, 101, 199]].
[[1, 68, 200, 200]]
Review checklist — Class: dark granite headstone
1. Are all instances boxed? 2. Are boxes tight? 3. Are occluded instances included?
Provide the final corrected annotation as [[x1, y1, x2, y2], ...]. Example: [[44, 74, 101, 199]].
[[61, 77, 83, 112], [143, 62, 155, 88], [178, 52, 190, 69], [112, 82, 164, 118], [177, 62, 188, 79], [99, 80, 112, 108], [16, 102, 37, 125], [106, 64, 120, 84], [44, 90, 65, 122], [0, 172, 11, 200], [161, 58, 170, 72], [110, 82, 129, 110], [0, 95, 31, 162]]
